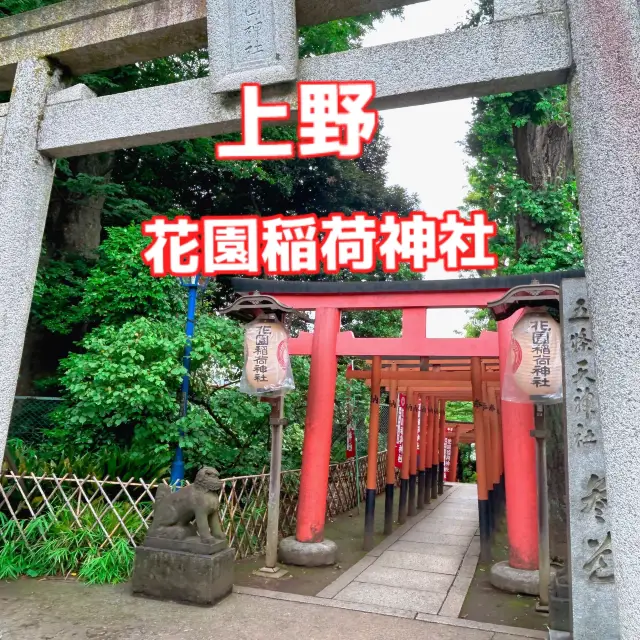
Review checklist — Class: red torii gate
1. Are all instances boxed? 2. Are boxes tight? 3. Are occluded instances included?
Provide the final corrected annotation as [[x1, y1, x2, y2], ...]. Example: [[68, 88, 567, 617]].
[[231, 273, 571, 568]]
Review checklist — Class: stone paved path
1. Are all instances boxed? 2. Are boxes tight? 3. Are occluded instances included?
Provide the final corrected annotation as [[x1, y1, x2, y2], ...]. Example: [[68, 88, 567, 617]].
[[0, 484, 546, 640], [315, 482, 482, 618]]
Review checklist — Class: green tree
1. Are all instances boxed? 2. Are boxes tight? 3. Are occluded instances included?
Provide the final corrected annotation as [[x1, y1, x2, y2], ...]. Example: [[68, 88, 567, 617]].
[[459, 0, 582, 338], [446, 401, 473, 424], [4, 2, 415, 476]]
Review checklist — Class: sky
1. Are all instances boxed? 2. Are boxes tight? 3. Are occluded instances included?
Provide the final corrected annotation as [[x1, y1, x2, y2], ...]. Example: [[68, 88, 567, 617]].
[[362, 0, 478, 338]]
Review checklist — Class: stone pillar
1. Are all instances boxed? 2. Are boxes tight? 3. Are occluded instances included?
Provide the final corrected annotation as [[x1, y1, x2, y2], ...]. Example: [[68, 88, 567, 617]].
[[0, 58, 62, 461], [280, 307, 339, 567], [566, 1, 640, 635], [207, 0, 298, 93], [494, 0, 543, 21], [560, 277, 619, 638], [494, 0, 564, 21]]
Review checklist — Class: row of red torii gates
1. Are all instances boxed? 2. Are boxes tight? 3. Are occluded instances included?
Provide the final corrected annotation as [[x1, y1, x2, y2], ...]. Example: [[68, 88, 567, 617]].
[[233, 271, 579, 567], [347, 356, 500, 546]]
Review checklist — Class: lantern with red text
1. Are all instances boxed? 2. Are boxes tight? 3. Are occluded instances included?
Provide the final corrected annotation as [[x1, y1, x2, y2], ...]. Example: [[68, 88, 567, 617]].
[[239, 313, 295, 397], [503, 308, 563, 404]]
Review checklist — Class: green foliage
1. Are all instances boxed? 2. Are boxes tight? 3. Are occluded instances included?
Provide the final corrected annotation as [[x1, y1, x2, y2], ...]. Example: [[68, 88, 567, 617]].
[[78, 538, 135, 584], [457, 1, 582, 338], [0, 510, 136, 584], [461, 0, 494, 27], [458, 308, 496, 338], [459, 444, 477, 484], [464, 88, 582, 274], [0, 0, 61, 17], [7, 438, 170, 481], [446, 403, 475, 482], [7, 1, 417, 482], [53, 317, 186, 449], [446, 401, 473, 424], [82, 226, 184, 324], [299, 11, 401, 57], [31, 254, 90, 334]]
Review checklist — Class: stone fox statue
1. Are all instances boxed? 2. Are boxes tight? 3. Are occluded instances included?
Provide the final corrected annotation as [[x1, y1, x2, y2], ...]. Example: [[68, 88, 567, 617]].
[[149, 467, 226, 544]]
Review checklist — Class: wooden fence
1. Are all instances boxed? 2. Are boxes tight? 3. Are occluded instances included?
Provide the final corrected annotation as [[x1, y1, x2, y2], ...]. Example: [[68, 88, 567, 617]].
[[0, 452, 388, 560]]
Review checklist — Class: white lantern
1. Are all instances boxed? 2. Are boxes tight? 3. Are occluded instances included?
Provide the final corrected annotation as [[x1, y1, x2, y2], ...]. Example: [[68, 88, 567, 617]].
[[239, 313, 295, 397], [504, 309, 563, 403]]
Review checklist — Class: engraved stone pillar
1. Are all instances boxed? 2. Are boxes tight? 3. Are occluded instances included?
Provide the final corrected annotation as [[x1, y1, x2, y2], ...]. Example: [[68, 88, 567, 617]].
[[0, 58, 62, 461], [207, 0, 298, 93], [561, 278, 619, 639], [566, 1, 640, 637]]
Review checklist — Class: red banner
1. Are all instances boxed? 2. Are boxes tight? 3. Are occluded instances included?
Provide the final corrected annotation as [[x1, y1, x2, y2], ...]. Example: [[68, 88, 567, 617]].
[[395, 393, 406, 468], [346, 426, 356, 459]]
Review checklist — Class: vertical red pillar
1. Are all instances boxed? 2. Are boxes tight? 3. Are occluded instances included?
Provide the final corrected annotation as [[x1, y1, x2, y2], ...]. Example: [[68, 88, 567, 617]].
[[296, 307, 340, 543], [384, 365, 398, 534], [408, 391, 419, 516], [398, 389, 413, 524], [364, 355, 382, 550], [498, 314, 538, 570], [430, 398, 440, 499], [424, 396, 434, 504], [471, 357, 491, 562], [450, 435, 460, 482]]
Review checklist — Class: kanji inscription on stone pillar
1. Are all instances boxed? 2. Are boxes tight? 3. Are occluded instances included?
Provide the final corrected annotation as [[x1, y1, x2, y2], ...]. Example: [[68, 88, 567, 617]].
[[561, 277, 619, 639], [207, 0, 298, 93]]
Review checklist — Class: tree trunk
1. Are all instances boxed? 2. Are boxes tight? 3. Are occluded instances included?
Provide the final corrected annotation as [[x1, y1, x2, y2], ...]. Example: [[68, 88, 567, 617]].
[[511, 120, 573, 254], [510, 118, 573, 566], [16, 153, 114, 396], [45, 153, 114, 260]]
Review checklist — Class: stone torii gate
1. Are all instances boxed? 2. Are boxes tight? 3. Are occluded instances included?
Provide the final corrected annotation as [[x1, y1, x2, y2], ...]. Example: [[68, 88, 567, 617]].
[[0, 0, 639, 634]]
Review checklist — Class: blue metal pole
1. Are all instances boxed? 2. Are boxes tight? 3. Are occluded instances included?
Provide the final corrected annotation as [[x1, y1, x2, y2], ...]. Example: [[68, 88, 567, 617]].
[[170, 278, 199, 487]]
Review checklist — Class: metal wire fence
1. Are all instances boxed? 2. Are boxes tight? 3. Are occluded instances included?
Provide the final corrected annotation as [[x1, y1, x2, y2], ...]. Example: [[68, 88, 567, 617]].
[[331, 403, 389, 461], [8, 396, 61, 442], [0, 451, 389, 561]]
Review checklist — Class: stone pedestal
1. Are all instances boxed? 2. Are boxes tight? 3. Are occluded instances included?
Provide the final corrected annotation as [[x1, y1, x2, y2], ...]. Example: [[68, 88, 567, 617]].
[[132, 545, 234, 606], [490, 561, 542, 596], [278, 537, 337, 567]]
